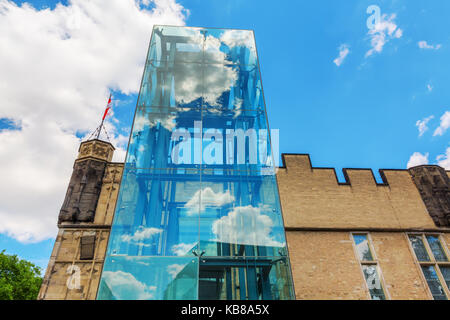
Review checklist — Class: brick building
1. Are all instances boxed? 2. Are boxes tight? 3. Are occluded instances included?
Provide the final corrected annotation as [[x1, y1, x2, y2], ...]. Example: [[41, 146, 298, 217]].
[[38, 140, 450, 300]]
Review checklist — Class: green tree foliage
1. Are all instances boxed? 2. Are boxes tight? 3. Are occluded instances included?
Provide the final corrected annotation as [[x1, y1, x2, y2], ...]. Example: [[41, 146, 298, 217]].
[[0, 250, 43, 300]]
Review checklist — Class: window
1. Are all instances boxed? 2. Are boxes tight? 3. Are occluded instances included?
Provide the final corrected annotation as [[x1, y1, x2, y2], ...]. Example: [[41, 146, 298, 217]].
[[408, 234, 450, 300], [352, 233, 387, 300]]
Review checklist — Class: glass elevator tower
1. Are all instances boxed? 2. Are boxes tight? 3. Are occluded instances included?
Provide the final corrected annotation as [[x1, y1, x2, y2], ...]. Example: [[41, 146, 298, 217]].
[[97, 26, 295, 300]]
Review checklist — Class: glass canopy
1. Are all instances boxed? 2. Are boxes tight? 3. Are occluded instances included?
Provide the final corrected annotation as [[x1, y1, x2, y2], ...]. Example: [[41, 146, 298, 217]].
[[97, 25, 295, 300]]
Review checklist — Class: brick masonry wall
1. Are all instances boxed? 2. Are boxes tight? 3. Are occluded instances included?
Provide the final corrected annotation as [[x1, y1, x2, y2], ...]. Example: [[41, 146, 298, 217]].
[[370, 232, 430, 300], [286, 231, 434, 300], [286, 231, 368, 300], [278, 154, 449, 300], [277, 154, 437, 229]]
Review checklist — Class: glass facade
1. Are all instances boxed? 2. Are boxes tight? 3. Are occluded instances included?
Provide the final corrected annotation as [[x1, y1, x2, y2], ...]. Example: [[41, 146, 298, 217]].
[[97, 26, 295, 300]]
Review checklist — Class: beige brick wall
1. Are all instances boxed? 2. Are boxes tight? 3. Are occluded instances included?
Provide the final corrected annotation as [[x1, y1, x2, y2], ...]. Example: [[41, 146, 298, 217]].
[[278, 155, 449, 300], [286, 231, 367, 300], [370, 233, 430, 300], [286, 231, 433, 300], [277, 154, 436, 229]]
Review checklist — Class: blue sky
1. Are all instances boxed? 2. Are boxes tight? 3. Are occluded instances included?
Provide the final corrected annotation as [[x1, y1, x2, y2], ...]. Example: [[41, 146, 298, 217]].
[[0, 0, 449, 272]]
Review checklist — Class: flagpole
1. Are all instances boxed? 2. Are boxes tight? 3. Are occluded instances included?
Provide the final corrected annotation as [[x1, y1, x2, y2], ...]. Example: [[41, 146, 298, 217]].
[[96, 93, 111, 140]]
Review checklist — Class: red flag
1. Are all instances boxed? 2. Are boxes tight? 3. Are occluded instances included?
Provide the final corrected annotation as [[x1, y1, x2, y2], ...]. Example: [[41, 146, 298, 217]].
[[102, 94, 112, 120]]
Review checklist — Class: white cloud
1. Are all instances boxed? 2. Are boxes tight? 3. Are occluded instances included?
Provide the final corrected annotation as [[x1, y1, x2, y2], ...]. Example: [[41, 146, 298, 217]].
[[211, 205, 284, 247], [171, 61, 238, 107], [121, 227, 163, 244], [433, 111, 450, 136], [365, 13, 402, 57], [0, 0, 187, 243], [436, 147, 450, 169], [184, 187, 235, 215], [407, 152, 429, 168], [220, 29, 255, 51], [418, 41, 442, 50], [415, 115, 434, 137], [167, 264, 185, 279], [171, 242, 197, 256], [101, 270, 156, 300], [333, 44, 350, 67], [427, 84, 433, 92]]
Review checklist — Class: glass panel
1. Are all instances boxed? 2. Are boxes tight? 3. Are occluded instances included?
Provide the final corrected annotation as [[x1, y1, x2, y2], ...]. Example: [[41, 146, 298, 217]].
[[361, 265, 386, 300], [409, 235, 431, 261], [147, 27, 257, 65], [440, 266, 450, 290], [198, 257, 293, 300], [198, 172, 286, 258], [138, 61, 203, 109], [202, 64, 263, 111], [421, 265, 447, 300], [106, 168, 200, 257], [98, 256, 199, 300], [148, 26, 204, 64], [352, 234, 374, 261], [127, 107, 202, 169], [426, 235, 448, 262], [100, 25, 294, 300], [201, 109, 273, 172], [202, 28, 257, 65]]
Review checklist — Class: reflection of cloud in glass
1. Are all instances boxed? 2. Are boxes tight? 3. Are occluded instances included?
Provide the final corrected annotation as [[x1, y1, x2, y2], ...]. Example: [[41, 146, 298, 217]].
[[156, 28, 240, 107], [212, 205, 284, 247], [184, 187, 234, 215], [121, 227, 162, 246], [204, 34, 225, 61], [220, 30, 255, 50], [167, 264, 185, 279], [101, 271, 156, 300], [172, 63, 237, 107], [171, 242, 197, 256], [134, 113, 176, 132]]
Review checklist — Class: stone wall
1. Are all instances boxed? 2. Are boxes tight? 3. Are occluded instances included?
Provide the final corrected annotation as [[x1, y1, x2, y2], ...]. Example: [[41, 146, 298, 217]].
[[38, 139, 123, 300], [408, 165, 450, 227], [277, 154, 439, 230]]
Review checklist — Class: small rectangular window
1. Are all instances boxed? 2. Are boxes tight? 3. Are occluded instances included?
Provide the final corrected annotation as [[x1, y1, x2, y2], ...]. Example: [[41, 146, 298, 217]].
[[361, 265, 386, 300], [80, 235, 96, 260], [353, 234, 374, 261], [426, 235, 448, 262], [352, 233, 387, 300], [421, 265, 447, 300], [408, 233, 450, 300], [409, 235, 431, 261], [440, 266, 450, 290]]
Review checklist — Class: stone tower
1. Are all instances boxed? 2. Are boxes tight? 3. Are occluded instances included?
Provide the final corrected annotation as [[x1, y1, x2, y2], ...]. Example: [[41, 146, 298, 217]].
[[408, 165, 450, 227], [38, 139, 123, 300]]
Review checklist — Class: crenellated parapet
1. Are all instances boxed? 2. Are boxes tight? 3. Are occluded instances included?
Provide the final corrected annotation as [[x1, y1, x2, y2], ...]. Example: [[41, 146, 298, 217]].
[[277, 154, 448, 231]]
